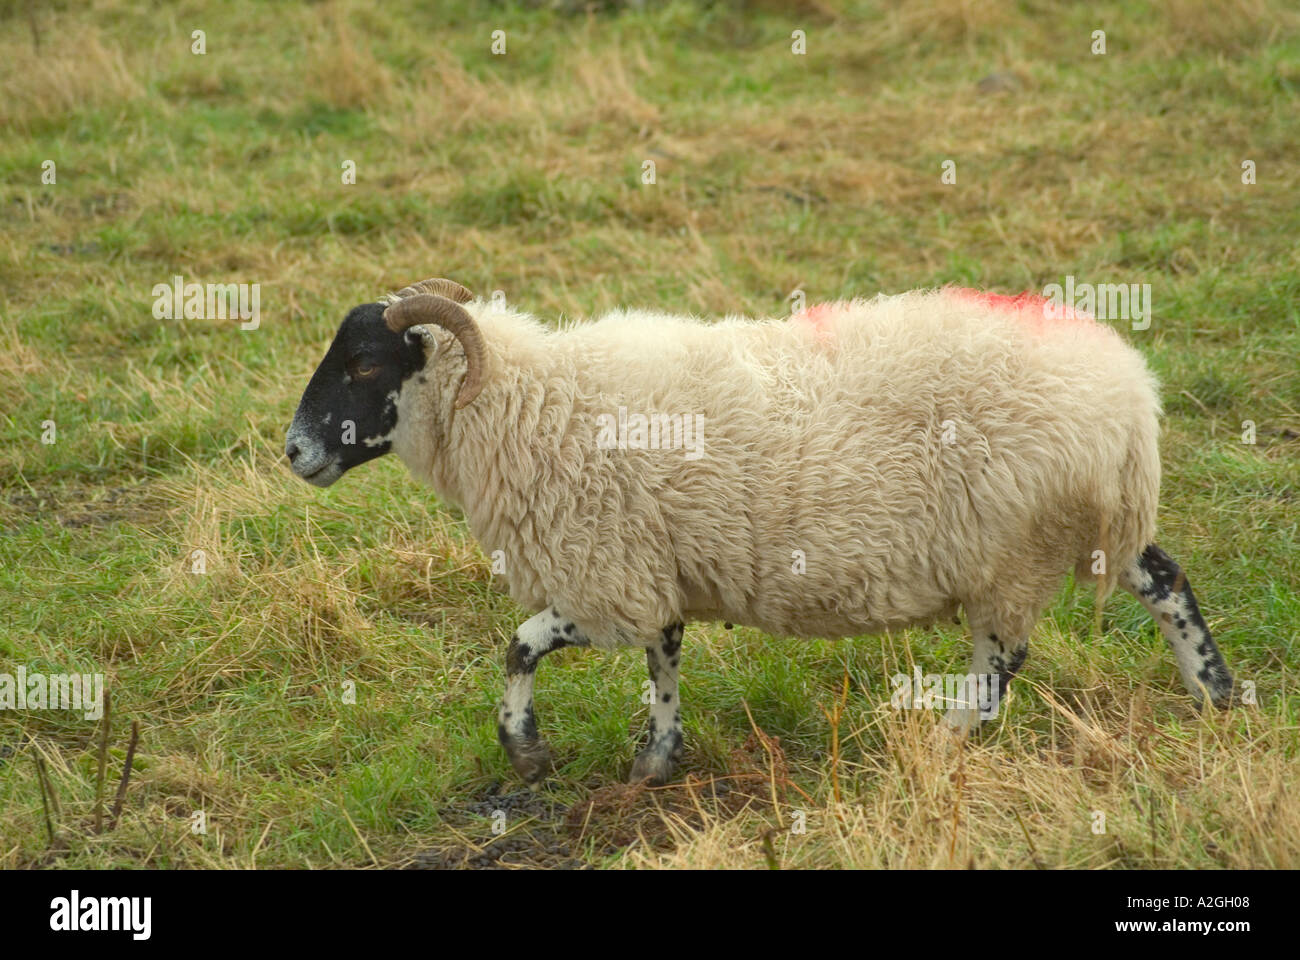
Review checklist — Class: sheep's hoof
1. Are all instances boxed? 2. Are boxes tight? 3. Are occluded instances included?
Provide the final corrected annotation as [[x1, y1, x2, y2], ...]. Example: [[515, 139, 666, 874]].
[[1199, 672, 1238, 710], [1200, 684, 1238, 711], [503, 738, 551, 786], [628, 749, 678, 786], [941, 707, 982, 738]]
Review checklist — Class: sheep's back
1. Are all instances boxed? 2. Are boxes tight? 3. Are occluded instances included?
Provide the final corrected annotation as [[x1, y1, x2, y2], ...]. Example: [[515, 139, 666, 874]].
[[469, 293, 1161, 642], [572, 291, 1161, 637]]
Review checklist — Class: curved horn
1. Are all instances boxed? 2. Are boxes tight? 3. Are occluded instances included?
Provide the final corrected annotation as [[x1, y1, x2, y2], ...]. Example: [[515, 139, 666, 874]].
[[384, 294, 485, 408], [392, 277, 474, 304]]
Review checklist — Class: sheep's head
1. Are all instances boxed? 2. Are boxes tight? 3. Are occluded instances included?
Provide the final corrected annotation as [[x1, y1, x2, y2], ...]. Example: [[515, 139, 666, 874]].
[[284, 278, 483, 487]]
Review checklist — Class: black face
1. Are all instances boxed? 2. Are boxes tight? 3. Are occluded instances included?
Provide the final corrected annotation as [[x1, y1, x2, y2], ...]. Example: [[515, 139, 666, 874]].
[[284, 302, 428, 487]]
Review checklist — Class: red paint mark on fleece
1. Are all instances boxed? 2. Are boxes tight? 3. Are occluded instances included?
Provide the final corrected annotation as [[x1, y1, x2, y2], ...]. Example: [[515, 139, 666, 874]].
[[792, 301, 842, 341], [950, 287, 1095, 332]]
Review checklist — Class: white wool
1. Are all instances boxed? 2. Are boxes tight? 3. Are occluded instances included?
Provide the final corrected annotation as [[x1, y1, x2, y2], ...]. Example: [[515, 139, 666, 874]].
[[391, 288, 1161, 649]]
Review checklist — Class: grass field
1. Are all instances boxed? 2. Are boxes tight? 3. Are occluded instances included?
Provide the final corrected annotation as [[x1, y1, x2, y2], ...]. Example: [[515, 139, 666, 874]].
[[1, 0, 1297, 869]]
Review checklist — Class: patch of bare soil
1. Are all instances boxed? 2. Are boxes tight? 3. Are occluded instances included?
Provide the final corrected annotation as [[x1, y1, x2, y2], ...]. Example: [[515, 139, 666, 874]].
[[403, 732, 793, 870], [403, 783, 588, 870], [3, 481, 163, 531]]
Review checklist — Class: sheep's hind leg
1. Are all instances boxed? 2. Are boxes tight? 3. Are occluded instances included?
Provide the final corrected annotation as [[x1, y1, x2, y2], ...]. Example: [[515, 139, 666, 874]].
[[1119, 544, 1234, 707], [498, 607, 589, 788], [943, 614, 1029, 736], [629, 623, 684, 786]]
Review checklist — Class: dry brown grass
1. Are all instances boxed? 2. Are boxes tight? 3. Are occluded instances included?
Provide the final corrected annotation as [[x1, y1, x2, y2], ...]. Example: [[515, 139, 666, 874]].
[[626, 688, 1298, 869], [305, 5, 397, 110], [0, 24, 144, 131]]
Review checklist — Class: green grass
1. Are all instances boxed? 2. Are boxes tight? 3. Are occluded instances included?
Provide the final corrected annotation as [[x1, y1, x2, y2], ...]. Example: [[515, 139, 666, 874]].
[[1, 0, 1297, 869]]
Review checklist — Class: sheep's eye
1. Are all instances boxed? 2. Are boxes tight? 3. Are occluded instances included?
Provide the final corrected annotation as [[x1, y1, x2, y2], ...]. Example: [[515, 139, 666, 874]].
[[352, 362, 378, 379]]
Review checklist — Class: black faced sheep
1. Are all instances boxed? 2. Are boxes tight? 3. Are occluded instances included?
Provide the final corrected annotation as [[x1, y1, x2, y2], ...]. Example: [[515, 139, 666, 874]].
[[285, 278, 1234, 786]]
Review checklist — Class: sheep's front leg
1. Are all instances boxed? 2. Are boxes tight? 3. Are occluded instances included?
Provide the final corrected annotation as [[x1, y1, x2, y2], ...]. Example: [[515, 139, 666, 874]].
[[498, 607, 588, 788], [629, 623, 684, 786], [944, 616, 1029, 736]]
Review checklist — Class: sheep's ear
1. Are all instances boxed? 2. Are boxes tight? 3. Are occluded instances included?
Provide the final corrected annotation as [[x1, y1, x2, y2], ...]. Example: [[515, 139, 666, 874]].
[[403, 325, 436, 347], [392, 278, 473, 304], [383, 294, 485, 408]]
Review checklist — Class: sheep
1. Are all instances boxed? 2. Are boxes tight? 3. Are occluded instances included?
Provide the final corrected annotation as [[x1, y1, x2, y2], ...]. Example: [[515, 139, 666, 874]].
[[284, 277, 1235, 786]]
